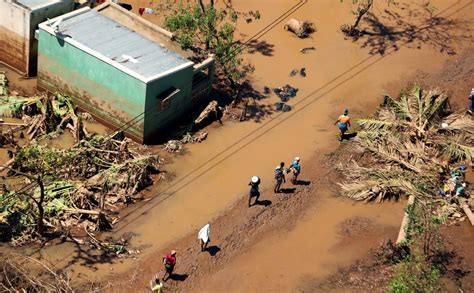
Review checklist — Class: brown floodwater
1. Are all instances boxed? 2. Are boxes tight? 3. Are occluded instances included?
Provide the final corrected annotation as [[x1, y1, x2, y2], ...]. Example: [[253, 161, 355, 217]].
[[6, 0, 474, 290], [0, 64, 37, 96]]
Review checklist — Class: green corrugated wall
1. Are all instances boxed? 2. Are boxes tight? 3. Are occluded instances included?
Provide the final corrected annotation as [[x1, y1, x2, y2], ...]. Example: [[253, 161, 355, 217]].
[[144, 66, 193, 143], [37, 28, 147, 141]]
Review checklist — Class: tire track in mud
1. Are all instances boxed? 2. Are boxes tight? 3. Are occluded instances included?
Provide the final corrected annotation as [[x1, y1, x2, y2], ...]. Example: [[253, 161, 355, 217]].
[[113, 0, 472, 232]]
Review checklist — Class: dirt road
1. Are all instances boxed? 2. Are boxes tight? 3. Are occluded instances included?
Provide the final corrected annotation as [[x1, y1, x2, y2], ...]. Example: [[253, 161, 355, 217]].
[[32, 0, 473, 291]]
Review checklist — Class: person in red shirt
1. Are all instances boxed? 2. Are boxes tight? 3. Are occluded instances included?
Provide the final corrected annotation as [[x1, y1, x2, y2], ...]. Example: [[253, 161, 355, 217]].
[[162, 250, 177, 281]]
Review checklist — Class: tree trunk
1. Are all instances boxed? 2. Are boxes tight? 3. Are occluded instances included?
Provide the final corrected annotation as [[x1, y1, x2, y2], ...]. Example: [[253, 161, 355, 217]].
[[457, 198, 474, 226], [36, 176, 45, 236], [198, 0, 206, 13], [396, 195, 415, 245], [351, 1, 373, 31]]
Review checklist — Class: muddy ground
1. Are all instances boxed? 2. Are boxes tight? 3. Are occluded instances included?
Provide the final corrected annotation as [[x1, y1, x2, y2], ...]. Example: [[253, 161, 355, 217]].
[[2, 0, 474, 292]]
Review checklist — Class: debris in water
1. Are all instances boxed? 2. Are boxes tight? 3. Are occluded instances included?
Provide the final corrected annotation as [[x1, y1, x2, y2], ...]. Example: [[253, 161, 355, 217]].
[[284, 19, 316, 38], [275, 102, 292, 112], [181, 132, 208, 144], [194, 100, 220, 125], [289, 68, 307, 77], [300, 47, 316, 54], [164, 140, 183, 153], [0, 72, 8, 96], [300, 67, 306, 77], [273, 84, 298, 102]]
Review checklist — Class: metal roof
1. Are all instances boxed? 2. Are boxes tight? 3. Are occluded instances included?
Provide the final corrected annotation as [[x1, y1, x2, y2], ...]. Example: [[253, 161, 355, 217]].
[[57, 9, 191, 80], [16, 0, 62, 9]]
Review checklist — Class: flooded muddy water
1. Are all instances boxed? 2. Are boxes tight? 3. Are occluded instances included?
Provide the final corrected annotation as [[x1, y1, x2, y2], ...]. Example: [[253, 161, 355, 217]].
[[4, 0, 474, 290], [198, 190, 404, 292], [0, 64, 37, 96]]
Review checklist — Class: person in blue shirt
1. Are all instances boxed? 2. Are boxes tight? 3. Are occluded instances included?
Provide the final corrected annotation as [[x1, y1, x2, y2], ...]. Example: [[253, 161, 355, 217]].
[[274, 164, 286, 193], [290, 157, 301, 184]]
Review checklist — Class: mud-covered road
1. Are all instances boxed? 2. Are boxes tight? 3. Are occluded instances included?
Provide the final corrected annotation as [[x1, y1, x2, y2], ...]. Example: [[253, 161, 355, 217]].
[[5, 0, 472, 291]]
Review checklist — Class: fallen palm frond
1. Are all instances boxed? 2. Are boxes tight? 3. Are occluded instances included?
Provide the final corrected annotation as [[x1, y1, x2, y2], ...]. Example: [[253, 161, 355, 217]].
[[356, 118, 395, 131], [440, 139, 474, 162], [339, 85, 471, 208]]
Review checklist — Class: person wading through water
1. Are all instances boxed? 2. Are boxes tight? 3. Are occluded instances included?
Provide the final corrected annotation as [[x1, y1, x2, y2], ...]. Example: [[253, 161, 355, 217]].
[[248, 176, 261, 207], [162, 250, 177, 281], [335, 108, 351, 141], [274, 163, 286, 193], [290, 157, 301, 184]]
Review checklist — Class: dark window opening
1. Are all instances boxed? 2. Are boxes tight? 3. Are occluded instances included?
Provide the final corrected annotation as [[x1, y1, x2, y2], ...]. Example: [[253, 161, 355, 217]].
[[156, 87, 180, 112], [192, 67, 210, 88]]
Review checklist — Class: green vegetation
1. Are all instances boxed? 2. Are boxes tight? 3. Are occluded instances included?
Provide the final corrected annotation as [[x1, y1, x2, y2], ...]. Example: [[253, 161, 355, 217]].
[[389, 201, 444, 293], [158, 0, 260, 88]]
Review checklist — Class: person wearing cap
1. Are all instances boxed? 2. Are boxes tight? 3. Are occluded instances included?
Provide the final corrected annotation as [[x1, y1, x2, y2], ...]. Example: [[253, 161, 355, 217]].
[[162, 250, 177, 281], [290, 157, 301, 184], [248, 176, 261, 207], [468, 88, 474, 115], [335, 108, 351, 141], [274, 164, 286, 193]]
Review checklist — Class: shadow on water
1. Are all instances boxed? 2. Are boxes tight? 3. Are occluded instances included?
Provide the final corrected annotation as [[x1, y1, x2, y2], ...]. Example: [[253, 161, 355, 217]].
[[244, 39, 276, 57], [352, 2, 473, 56]]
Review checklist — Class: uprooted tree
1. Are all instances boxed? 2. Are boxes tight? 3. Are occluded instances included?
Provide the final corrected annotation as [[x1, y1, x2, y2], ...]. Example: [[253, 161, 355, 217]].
[[158, 0, 260, 90]]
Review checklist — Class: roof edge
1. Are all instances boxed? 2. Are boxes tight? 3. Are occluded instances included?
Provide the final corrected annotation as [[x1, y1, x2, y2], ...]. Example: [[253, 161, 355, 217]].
[[98, 2, 175, 40], [38, 6, 194, 83], [145, 61, 195, 83]]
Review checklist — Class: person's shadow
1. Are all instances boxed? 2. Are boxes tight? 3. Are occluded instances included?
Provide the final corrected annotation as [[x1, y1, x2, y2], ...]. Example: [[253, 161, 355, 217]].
[[254, 199, 272, 206], [342, 132, 358, 140], [295, 180, 311, 186], [279, 188, 296, 194], [170, 273, 189, 281], [205, 245, 221, 256]]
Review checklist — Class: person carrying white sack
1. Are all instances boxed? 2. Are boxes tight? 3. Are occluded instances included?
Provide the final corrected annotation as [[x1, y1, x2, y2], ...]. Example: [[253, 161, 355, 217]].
[[198, 224, 210, 252]]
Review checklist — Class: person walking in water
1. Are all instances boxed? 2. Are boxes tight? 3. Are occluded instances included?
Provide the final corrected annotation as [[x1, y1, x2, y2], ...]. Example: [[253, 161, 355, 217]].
[[248, 176, 261, 207], [335, 108, 351, 141], [290, 157, 301, 184], [162, 250, 177, 281], [274, 164, 286, 193], [198, 223, 210, 252]]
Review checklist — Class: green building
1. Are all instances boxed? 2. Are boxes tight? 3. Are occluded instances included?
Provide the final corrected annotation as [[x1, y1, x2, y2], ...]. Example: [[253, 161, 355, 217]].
[[37, 2, 215, 143]]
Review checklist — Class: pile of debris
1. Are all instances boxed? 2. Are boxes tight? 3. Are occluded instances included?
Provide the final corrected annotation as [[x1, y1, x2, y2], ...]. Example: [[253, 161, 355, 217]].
[[164, 131, 208, 153], [0, 75, 163, 244], [273, 84, 298, 112], [284, 18, 316, 38], [273, 84, 298, 102], [0, 92, 90, 143], [0, 133, 162, 244]]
